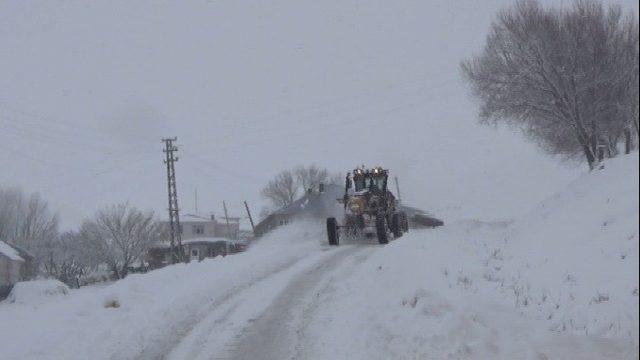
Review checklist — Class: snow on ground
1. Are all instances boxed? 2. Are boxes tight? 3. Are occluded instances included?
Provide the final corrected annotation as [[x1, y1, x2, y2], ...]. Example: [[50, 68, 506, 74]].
[[6, 280, 69, 305], [304, 153, 639, 360], [0, 222, 329, 360], [0, 154, 637, 360]]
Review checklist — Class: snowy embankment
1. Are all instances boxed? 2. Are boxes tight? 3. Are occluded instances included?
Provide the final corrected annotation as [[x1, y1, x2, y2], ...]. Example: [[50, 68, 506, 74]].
[[0, 154, 637, 360], [0, 222, 329, 360], [305, 153, 639, 359]]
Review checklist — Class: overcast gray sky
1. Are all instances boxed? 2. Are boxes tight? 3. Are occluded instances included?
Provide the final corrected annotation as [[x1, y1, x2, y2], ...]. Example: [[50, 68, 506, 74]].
[[1, 0, 638, 229]]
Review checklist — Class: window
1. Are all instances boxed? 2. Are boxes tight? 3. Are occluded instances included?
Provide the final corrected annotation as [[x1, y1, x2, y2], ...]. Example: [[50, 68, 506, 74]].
[[193, 224, 204, 235]]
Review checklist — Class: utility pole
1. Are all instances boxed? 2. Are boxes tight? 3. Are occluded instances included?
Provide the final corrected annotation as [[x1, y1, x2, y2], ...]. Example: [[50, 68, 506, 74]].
[[244, 200, 256, 234], [222, 200, 231, 223], [222, 201, 231, 238], [162, 137, 184, 263], [394, 176, 402, 204]]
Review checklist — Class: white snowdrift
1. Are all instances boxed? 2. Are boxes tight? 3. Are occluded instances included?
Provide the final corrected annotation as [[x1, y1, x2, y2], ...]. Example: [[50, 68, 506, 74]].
[[303, 153, 638, 360], [5, 280, 69, 305], [492, 152, 639, 341], [0, 155, 637, 360], [0, 222, 325, 360]]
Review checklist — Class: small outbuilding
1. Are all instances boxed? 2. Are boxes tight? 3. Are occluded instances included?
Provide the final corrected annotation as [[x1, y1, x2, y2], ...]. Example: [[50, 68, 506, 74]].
[[0, 240, 26, 299]]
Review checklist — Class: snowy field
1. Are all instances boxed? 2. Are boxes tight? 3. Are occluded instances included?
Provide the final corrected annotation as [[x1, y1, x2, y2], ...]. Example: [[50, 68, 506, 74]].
[[1, 153, 638, 359]]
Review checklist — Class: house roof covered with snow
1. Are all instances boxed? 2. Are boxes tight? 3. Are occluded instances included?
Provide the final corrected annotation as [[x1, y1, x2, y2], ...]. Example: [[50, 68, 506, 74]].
[[273, 184, 343, 217], [0, 240, 24, 262]]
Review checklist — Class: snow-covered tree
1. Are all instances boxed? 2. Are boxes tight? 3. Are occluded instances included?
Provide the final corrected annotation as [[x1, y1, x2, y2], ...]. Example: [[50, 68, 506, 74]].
[[40, 231, 98, 287], [261, 170, 298, 208], [462, 0, 639, 169], [79, 203, 161, 279], [0, 186, 59, 263], [293, 165, 329, 192]]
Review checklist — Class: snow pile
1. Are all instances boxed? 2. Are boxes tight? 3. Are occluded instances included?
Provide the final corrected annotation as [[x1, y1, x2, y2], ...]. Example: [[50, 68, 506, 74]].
[[304, 153, 639, 359], [0, 222, 324, 360], [0, 155, 636, 359], [488, 152, 639, 340], [6, 280, 69, 305]]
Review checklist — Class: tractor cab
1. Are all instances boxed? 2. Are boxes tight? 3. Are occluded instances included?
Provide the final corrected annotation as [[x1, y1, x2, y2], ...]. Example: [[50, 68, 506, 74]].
[[350, 167, 388, 194]]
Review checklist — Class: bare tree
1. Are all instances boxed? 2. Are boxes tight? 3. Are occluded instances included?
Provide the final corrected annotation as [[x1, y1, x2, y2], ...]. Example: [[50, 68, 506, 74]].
[[41, 231, 98, 288], [79, 204, 161, 279], [294, 165, 329, 192], [261, 170, 298, 208], [0, 187, 59, 264], [461, 0, 639, 169]]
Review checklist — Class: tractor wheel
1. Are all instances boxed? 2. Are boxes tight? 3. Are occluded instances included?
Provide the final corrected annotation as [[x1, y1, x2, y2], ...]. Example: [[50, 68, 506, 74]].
[[327, 217, 339, 246], [400, 212, 409, 232], [391, 213, 403, 238], [376, 215, 389, 244]]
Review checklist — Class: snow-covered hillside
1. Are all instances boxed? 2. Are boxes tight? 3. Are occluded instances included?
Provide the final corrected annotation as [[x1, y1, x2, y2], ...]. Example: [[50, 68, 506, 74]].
[[0, 154, 637, 360], [491, 152, 639, 340], [306, 153, 639, 359]]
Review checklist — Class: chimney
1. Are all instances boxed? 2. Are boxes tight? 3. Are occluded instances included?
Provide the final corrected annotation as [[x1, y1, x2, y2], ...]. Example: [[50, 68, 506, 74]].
[[318, 183, 325, 193]]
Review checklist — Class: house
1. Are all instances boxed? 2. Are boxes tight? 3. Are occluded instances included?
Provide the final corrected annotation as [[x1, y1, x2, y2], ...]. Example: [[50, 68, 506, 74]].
[[148, 214, 244, 268], [0, 240, 27, 298], [183, 238, 247, 262], [146, 237, 247, 268], [166, 213, 240, 241], [254, 183, 343, 237]]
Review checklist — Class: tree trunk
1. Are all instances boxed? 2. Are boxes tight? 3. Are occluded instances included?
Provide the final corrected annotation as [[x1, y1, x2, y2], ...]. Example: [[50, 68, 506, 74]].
[[624, 128, 632, 154], [582, 142, 597, 170]]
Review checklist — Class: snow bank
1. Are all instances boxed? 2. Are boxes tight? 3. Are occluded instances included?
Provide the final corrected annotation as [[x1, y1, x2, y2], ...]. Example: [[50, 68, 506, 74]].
[[304, 153, 639, 359], [5, 280, 69, 305], [491, 152, 639, 340], [0, 221, 324, 360]]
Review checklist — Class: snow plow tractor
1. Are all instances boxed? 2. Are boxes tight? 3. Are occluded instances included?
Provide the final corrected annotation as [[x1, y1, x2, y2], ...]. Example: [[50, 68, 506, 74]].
[[326, 167, 408, 245]]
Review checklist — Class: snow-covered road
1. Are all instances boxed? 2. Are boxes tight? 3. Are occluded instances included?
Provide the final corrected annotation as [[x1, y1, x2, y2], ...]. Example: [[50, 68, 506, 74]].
[[1, 154, 638, 360], [166, 243, 374, 360]]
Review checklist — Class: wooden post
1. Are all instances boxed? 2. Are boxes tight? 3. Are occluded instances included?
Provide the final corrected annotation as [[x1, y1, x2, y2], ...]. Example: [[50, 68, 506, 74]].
[[244, 201, 256, 234], [222, 201, 231, 238]]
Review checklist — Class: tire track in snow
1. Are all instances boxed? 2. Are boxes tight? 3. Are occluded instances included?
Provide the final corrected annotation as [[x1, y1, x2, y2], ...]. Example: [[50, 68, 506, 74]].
[[224, 245, 377, 360], [130, 256, 303, 360], [161, 244, 367, 360]]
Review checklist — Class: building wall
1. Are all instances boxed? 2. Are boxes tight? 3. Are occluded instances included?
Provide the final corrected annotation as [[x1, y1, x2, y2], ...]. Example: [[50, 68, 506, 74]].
[[163, 220, 240, 240], [254, 214, 290, 237], [0, 255, 22, 287], [185, 242, 230, 262], [180, 221, 217, 239]]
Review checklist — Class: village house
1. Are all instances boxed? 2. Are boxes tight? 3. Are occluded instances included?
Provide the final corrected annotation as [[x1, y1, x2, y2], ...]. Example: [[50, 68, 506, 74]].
[[254, 183, 343, 237], [183, 238, 247, 262], [0, 240, 35, 299], [147, 213, 243, 268]]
